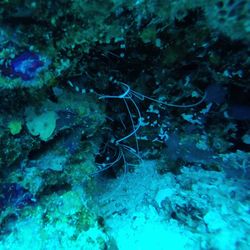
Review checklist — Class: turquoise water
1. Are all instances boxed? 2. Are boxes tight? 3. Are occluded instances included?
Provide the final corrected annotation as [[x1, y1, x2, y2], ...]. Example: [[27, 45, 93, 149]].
[[0, 1, 249, 249]]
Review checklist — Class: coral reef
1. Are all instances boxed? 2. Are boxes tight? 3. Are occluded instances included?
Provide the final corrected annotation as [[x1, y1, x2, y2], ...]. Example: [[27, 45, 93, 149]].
[[0, 0, 249, 249]]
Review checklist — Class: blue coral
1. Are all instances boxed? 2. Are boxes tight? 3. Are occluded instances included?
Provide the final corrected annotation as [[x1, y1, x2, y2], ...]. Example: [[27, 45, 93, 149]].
[[10, 51, 45, 81]]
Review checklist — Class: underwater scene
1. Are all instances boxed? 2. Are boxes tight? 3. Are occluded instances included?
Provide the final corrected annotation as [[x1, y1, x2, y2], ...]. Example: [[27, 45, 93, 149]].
[[0, 0, 250, 249]]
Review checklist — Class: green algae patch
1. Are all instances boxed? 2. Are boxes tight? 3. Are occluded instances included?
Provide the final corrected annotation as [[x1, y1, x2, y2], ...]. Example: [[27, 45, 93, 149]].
[[8, 119, 22, 135]]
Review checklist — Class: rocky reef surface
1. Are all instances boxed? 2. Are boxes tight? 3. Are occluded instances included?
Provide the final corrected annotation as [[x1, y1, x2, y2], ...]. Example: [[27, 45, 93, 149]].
[[0, 1, 249, 249]]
